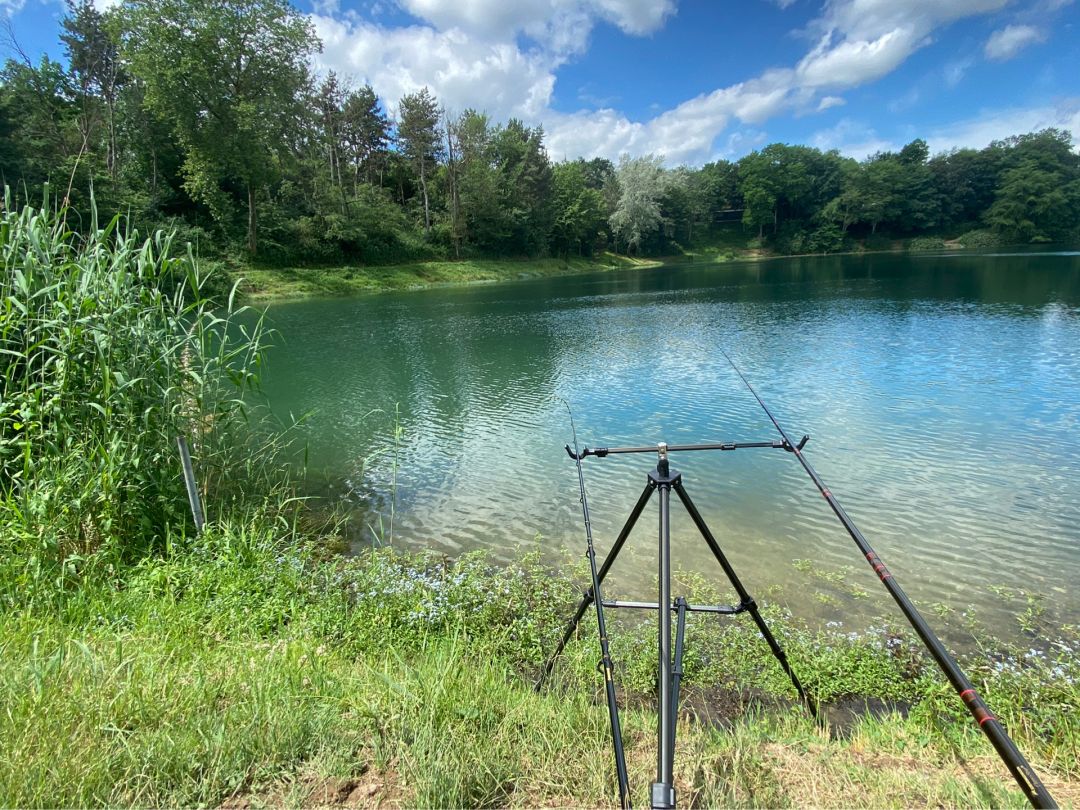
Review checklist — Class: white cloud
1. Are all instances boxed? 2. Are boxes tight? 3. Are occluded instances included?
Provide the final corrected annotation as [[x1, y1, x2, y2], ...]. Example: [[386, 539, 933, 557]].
[[312, 0, 1018, 164], [312, 15, 556, 119], [924, 98, 1080, 153], [0, 0, 26, 14], [395, 0, 674, 56], [543, 68, 797, 163], [943, 57, 974, 88], [984, 24, 1046, 61], [796, 28, 919, 89], [809, 99, 1080, 160], [817, 0, 1009, 44], [810, 118, 897, 159]]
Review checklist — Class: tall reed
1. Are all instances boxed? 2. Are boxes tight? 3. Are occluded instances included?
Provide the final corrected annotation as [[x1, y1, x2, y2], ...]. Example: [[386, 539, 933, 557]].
[[0, 186, 276, 606]]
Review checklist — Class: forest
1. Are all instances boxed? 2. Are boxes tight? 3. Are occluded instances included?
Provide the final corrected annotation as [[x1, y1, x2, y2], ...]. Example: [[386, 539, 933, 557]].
[[2, 0, 1080, 267]]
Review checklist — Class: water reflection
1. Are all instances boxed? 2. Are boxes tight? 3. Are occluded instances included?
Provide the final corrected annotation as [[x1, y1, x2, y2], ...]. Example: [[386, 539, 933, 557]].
[[260, 251, 1080, 643]]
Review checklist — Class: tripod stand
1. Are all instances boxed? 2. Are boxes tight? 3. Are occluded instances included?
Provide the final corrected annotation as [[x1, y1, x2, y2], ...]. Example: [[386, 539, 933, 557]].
[[537, 439, 817, 810]]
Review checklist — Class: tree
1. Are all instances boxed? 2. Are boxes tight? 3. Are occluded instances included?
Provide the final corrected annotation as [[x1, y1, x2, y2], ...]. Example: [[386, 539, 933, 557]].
[[491, 119, 553, 255], [609, 154, 667, 254], [861, 156, 904, 234], [892, 138, 939, 231], [453, 110, 504, 251], [0, 57, 80, 193], [397, 87, 441, 235], [982, 129, 1080, 242], [122, 0, 318, 255], [316, 71, 346, 199], [61, 0, 125, 178], [341, 84, 390, 189], [550, 161, 606, 257], [819, 158, 864, 234], [986, 164, 1080, 242], [738, 149, 778, 238]]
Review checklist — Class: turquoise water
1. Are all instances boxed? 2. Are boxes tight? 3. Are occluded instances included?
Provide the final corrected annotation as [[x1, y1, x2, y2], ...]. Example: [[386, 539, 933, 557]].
[[259, 251, 1080, 639]]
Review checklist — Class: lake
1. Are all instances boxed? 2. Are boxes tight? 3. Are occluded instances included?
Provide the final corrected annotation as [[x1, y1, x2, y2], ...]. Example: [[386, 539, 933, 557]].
[[259, 251, 1080, 642]]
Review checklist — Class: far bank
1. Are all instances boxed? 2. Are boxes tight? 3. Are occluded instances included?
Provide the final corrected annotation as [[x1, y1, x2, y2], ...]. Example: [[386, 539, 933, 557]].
[[226, 231, 1016, 303]]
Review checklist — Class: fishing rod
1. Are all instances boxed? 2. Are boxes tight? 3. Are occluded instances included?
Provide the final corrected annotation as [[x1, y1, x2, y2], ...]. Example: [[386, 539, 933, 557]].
[[563, 404, 632, 809], [719, 349, 1057, 810]]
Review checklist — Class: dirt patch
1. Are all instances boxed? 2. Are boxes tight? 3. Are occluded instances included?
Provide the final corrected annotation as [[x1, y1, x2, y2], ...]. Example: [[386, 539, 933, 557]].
[[219, 795, 253, 810], [218, 765, 408, 809]]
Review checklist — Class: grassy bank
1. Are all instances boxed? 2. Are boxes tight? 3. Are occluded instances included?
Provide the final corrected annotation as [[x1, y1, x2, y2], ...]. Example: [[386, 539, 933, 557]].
[[2, 197, 1078, 807], [3, 526, 1078, 808], [233, 253, 663, 301], [229, 225, 1015, 303]]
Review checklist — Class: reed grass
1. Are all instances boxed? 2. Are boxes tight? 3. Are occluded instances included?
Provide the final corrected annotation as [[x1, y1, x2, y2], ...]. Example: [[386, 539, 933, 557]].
[[0, 185, 287, 607]]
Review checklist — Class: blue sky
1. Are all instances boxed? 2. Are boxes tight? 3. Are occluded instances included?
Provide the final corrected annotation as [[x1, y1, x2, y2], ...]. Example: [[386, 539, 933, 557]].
[[4, 0, 1079, 164]]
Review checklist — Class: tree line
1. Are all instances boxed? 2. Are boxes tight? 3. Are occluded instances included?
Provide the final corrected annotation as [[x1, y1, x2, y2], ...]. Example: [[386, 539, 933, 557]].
[[2, 0, 1079, 265]]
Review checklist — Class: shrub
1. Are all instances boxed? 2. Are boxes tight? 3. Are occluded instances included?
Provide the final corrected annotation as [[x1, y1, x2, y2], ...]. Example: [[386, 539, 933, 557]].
[[956, 229, 1000, 249]]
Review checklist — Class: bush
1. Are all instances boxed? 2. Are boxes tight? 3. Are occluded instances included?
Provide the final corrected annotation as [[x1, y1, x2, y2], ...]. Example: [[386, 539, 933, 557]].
[[956, 229, 1000, 249], [807, 223, 845, 254]]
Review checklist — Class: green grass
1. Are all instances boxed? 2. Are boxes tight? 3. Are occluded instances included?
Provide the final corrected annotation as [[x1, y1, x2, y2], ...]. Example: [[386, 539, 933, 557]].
[[2, 524, 1077, 808], [233, 253, 663, 301]]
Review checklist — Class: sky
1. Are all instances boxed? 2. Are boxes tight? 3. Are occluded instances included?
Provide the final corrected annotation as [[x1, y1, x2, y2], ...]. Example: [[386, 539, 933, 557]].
[[3, 0, 1079, 165]]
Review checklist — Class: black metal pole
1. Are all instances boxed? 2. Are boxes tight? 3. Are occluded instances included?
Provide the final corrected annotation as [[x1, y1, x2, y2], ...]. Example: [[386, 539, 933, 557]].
[[566, 424, 632, 809], [536, 479, 655, 690], [576, 440, 784, 456], [720, 350, 1056, 809], [669, 597, 688, 767], [655, 473, 675, 808], [673, 480, 817, 717]]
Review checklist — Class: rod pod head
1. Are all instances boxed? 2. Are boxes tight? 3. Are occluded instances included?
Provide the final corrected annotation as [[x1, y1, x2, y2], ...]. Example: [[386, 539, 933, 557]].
[[657, 442, 669, 476]]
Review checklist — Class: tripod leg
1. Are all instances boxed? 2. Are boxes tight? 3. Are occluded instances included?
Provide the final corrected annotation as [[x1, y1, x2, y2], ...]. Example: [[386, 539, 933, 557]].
[[673, 481, 818, 717], [669, 597, 688, 768], [536, 480, 657, 690]]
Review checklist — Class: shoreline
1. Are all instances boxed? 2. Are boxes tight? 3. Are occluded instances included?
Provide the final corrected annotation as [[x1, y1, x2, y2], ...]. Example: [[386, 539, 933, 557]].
[[229, 239, 1048, 304]]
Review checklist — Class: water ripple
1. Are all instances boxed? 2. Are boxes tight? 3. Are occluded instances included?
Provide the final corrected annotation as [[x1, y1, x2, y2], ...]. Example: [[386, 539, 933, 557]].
[[261, 252, 1080, 641]]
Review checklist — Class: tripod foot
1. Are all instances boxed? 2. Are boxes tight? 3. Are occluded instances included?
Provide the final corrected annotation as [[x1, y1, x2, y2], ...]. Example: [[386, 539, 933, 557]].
[[650, 782, 675, 809]]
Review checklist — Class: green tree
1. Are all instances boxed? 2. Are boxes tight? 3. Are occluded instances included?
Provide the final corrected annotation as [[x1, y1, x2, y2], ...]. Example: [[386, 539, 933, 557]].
[[453, 110, 504, 252], [61, 0, 125, 179], [0, 57, 80, 195], [122, 0, 318, 255], [491, 119, 553, 255], [986, 164, 1080, 242], [983, 129, 1080, 242], [341, 84, 390, 189], [738, 151, 777, 238], [550, 161, 606, 257], [397, 87, 442, 236], [819, 158, 864, 234]]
